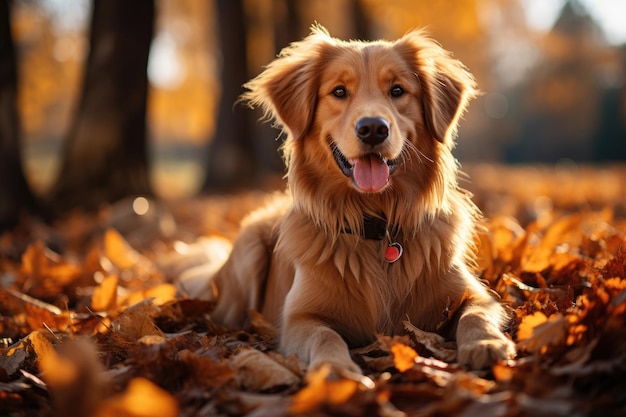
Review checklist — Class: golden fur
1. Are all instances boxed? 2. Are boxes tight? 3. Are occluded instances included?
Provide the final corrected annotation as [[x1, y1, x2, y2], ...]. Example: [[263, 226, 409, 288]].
[[211, 26, 516, 372]]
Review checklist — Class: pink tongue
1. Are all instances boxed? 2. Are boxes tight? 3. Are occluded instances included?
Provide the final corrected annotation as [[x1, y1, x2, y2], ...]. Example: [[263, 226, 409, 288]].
[[351, 155, 390, 192]]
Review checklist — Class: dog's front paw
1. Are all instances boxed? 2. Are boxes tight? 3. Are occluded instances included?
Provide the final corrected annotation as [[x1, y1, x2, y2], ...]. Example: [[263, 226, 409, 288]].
[[457, 337, 516, 370]]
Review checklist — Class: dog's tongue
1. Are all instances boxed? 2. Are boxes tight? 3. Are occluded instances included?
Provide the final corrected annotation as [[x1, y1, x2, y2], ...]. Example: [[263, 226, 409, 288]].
[[351, 155, 389, 192]]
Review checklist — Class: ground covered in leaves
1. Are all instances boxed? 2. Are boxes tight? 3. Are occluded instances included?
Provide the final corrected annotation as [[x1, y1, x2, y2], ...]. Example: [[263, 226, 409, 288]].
[[1, 164, 626, 417]]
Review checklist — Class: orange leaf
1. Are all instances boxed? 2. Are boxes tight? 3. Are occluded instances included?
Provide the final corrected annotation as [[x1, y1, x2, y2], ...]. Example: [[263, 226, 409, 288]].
[[290, 366, 331, 414], [17, 241, 82, 298], [517, 312, 572, 353], [327, 379, 358, 405], [91, 274, 119, 311], [290, 365, 358, 414], [517, 311, 547, 342], [391, 342, 418, 372], [0, 288, 72, 332], [1, 330, 54, 378], [93, 377, 178, 417], [123, 283, 177, 306], [38, 341, 78, 388], [492, 362, 514, 382], [103, 229, 155, 275]]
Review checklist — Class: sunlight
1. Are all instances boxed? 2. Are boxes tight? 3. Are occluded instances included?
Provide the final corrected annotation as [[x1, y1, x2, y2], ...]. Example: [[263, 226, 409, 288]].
[[132, 197, 150, 216], [521, 0, 564, 32], [522, 0, 626, 45], [148, 32, 185, 89]]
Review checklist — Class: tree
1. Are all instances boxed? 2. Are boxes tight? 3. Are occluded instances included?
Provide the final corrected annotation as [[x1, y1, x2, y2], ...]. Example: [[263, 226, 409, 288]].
[[203, 0, 258, 191], [49, 0, 154, 212], [350, 0, 373, 40], [0, 0, 36, 230]]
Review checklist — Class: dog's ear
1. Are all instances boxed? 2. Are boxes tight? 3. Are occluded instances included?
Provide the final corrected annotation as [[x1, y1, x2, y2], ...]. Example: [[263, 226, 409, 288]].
[[395, 31, 477, 145], [241, 26, 332, 140]]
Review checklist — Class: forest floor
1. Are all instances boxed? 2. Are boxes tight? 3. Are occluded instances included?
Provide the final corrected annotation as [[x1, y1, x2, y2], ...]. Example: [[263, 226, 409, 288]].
[[1, 163, 626, 417]]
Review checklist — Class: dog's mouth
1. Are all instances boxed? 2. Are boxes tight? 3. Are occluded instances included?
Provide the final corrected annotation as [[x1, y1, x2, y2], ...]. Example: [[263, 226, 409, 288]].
[[331, 142, 399, 193]]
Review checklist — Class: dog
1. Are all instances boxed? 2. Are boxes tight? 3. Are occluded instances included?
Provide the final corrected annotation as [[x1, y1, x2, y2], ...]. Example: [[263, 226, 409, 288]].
[[210, 26, 516, 373]]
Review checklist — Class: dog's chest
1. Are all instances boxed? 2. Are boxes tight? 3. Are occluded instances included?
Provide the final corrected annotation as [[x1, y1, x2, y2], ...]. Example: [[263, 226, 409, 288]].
[[338, 235, 446, 331]]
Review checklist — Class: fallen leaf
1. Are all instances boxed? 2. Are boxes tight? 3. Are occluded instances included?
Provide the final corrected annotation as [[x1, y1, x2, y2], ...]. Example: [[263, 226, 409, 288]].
[[17, 241, 83, 299], [0, 288, 72, 333], [103, 229, 145, 271], [178, 349, 235, 389], [517, 311, 548, 342], [492, 362, 514, 382], [231, 348, 299, 390], [92, 377, 178, 417], [0, 342, 28, 380], [290, 365, 359, 414], [108, 299, 164, 345], [38, 338, 104, 417], [123, 284, 177, 307], [390, 342, 418, 372], [0, 330, 54, 381], [517, 312, 571, 354], [91, 274, 119, 311], [405, 321, 457, 362]]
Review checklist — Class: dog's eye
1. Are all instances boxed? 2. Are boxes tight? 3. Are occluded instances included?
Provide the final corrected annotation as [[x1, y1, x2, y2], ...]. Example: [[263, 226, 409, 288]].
[[332, 86, 347, 99], [390, 85, 405, 98]]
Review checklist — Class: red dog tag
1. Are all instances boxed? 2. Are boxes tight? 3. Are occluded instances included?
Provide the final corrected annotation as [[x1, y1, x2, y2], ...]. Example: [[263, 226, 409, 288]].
[[385, 242, 403, 263]]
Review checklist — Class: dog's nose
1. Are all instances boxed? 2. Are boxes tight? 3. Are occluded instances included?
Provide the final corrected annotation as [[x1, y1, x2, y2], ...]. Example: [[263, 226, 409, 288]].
[[355, 117, 389, 146]]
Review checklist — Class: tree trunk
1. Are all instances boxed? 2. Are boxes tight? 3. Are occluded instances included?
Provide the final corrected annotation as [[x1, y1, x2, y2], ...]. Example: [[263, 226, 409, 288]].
[[273, 0, 301, 52], [203, 0, 258, 191], [49, 0, 154, 212], [0, 0, 36, 231], [351, 0, 372, 40]]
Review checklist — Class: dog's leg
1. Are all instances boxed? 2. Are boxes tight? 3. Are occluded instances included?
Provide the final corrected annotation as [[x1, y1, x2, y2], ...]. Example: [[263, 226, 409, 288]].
[[454, 285, 516, 369], [284, 319, 361, 373], [280, 268, 363, 374], [211, 218, 280, 328]]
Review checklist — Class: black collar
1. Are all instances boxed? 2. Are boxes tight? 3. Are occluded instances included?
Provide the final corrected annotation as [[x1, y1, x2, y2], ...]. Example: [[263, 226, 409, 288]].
[[343, 214, 388, 240]]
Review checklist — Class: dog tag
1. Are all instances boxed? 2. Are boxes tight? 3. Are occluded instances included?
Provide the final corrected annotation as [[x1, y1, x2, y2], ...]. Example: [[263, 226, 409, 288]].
[[385, 242, 403, 263]]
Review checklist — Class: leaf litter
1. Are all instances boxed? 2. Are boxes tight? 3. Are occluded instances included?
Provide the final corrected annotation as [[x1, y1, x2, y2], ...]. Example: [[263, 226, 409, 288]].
[[1, 165, 626, 416]]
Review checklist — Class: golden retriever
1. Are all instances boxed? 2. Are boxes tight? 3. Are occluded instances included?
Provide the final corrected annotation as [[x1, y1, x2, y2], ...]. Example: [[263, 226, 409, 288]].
[[210, 26, 515, 372]]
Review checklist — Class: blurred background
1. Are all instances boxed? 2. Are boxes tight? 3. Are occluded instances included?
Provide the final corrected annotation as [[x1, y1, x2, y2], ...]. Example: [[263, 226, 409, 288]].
[[4, 0, 626, 207]]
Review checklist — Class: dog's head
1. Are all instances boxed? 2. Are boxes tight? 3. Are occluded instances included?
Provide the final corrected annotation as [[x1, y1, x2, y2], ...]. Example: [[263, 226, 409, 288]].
[[243, 25, 476, 221]]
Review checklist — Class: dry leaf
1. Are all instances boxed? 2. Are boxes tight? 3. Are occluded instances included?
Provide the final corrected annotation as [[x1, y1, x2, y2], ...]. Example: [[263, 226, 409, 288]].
[[93, 377, 178, 417], [492, 362, 515, 382], [0, 288, 72, 333], [390, 342, 418, 372], [290, 365, 359, 414], [405, 321, 457, 362], [231, 348, 299, 390], [0, 330, 54, 382], [38, 338, 104, 417], [17, 241, 83, 298], [109, 299, 164, 344], [517, 311, 548, 342], [103, 229, 145, 271], [517, 312, 572, 354], [91, 274, 119, 311], [123, 283, 177, 307], [178, 349, 235, 388]]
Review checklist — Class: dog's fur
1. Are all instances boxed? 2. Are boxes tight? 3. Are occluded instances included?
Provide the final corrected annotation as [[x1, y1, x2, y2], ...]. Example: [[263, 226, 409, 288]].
[[211, 26, 515, 372]]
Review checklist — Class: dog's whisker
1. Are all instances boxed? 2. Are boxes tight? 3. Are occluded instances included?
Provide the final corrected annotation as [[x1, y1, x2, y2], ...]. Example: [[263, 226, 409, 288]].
[[403, 141, 434, 166], [416, 149, 434, 164], [401, 140, 428, 171], [397, 140, 414, 166]]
